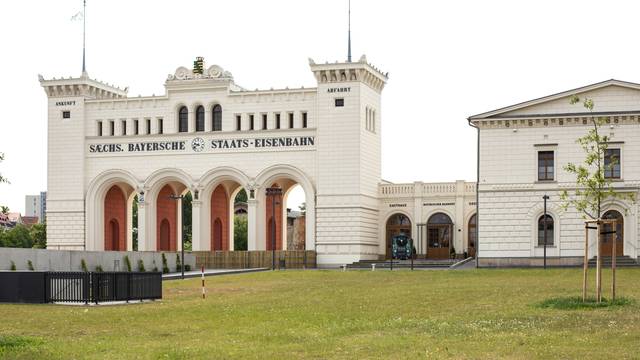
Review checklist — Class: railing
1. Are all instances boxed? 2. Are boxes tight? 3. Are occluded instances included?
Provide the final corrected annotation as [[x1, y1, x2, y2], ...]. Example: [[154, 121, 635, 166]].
[[0, 271, 162, 304], [193, 250, 316, 269], [379, 182, 477, 197]]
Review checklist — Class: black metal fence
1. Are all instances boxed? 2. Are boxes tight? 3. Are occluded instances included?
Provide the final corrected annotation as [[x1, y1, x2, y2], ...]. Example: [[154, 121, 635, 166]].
[[0, 271, 162, 304]]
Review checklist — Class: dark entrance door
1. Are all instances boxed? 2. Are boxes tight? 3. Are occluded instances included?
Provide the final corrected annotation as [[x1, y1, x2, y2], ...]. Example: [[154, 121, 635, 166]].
[[385, 214, 411, 259], [601, 210, 623, 257], [427, 213, 453, 259]]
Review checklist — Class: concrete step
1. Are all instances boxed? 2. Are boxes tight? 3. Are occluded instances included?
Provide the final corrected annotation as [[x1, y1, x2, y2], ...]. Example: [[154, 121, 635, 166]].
[[587, 256, 639, 267]]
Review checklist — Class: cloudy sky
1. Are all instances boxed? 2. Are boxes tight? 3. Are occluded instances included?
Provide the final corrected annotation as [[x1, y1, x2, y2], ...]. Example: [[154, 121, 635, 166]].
[[1, 0, 638, 213]]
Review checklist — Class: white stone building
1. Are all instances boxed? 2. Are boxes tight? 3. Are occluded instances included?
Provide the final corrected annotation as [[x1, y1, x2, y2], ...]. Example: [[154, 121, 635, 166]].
[[470, 79, 640, 266], [25, 191, 46, 223], [39, 56, 478, 266]]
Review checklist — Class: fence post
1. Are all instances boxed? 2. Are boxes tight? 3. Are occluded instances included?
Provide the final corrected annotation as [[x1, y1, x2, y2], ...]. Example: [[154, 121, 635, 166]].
[[87, 272, 92, 305], [127, 272, 131, 303]]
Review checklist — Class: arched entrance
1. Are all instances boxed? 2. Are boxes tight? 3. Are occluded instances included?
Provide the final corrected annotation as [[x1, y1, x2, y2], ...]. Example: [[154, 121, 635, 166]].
[[104, 185, 127, 251], [265, 184, 284, 251], [427, 212, 453, 259], [468, 214, 476, 258], [385, 213, 411, 259], [602, 210, 624, 256]]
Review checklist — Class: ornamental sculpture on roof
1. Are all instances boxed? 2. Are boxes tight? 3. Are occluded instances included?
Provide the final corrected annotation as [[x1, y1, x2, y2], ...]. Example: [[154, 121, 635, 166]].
[[167, 57, 233, 81]]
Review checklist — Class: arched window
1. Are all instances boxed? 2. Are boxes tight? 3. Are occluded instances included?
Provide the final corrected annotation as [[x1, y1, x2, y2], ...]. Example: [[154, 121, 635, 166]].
[[537, 215, 554, 246], [178, 106, 188, 133], [195, 105, 204, 132], [212, 105, 222, 131]]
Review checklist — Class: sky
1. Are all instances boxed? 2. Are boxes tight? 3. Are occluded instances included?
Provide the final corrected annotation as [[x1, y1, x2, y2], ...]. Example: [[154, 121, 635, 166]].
[[1, 0, 639, 214]]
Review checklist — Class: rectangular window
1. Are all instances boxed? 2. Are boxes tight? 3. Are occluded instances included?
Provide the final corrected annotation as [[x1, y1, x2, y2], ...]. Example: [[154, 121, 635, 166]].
[[134, 119, 139, 135], [62, 111, 71, 119], [110, 121, 115, 136], [97, 121, 102, 136], [275, 113, 281, 129], [236, 115, 242, 131], [335, 98, 344, 107], [121, 120, 127, 136], [146, 118, 151, 134], [302, 112, 308, 128], [158, 118, 164, 134], [604, 148, 621, 179], [262, 114, 267, 130], [249, 114, 254, 130], [537, 151, 554, 181], [288, 113, 294, 128]]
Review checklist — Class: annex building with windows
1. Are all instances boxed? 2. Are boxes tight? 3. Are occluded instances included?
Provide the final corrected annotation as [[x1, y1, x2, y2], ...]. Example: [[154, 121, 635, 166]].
[[470, 79, 640, 266], [40, 56, 478, 267]]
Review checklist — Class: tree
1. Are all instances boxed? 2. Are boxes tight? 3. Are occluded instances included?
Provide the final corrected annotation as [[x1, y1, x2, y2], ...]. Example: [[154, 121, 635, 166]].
[[0, 152, 8, 184], [0, 206, 9, 215], [235, 189, 247, 204], [561, 96, 635, 303], [0, 225, 33, 248], [298, 202, 306, 214], [234, 216, 248, 250], [560, 95, 635, 219], [182, 192, 193, 251], [30, 223, 46, 249]]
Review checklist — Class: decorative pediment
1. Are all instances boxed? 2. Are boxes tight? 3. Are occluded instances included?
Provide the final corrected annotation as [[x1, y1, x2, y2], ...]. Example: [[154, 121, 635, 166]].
[[469, 79, 640, 120]]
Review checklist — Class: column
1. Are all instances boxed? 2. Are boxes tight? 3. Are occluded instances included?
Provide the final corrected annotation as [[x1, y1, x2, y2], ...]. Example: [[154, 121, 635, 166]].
[[191, 198, 202, 250], [137, 200, 147, 251], [177, 199, 183, 251], [188, 108, 195, 133], [204, 107, 212, 132], [247, 199, 258, 250], [413, 181, 423, 256], [455, 180, 465, 255]]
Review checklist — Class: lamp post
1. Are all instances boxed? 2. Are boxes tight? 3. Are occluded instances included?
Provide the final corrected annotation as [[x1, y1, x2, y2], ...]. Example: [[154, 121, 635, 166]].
[[266, 187, 282, 270], [542, 194, 549, 269], [169, 194, 185, 280]]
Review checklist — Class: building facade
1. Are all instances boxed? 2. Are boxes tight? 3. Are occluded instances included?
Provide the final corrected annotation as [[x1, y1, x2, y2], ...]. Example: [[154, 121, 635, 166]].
[[40, 56, 477, 266], [470, 79, 640, 266], [25, 191, 47, 223]]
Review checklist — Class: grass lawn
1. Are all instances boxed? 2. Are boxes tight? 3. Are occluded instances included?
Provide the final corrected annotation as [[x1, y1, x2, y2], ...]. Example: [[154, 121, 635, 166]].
[[1, 268, 640, 359]]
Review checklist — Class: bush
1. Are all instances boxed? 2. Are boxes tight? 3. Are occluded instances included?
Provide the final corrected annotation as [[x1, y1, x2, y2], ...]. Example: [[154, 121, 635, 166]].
[[138, 259, 146, 272], [538, 296, 633, 310], [184, 264, 191, 272], [161, 253, 169, 274], [449, 246, 456, 259], [124, 255, 132, 272], [95, 265, 103, 272], [80, 259, 88, 272], [10, 260, 16, 271], [27, 260, 34, 271], [176, 253, 182, 272]]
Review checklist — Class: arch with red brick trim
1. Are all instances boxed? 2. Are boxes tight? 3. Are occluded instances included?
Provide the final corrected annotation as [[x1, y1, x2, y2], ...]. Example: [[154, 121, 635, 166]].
[[255, 165, 316, 251], [85, 169, 140, 251], [156, 184, 178, 251]]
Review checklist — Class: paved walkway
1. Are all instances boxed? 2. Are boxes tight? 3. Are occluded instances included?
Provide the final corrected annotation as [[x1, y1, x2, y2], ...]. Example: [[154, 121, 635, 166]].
[[162, 268, 269, 280]]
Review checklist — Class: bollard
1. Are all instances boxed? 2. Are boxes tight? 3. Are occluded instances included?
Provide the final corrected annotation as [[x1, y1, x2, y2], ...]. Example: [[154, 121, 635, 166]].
[[372, 263, 376, 271], [201, 265, 205, 299], [342, 264, 347, 272]]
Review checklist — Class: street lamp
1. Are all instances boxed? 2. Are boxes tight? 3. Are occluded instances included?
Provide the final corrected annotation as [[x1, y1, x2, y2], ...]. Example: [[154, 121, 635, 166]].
[[266, 187, 282, 270], [542, 194, 549, 269], [169, 194, 185, 280]]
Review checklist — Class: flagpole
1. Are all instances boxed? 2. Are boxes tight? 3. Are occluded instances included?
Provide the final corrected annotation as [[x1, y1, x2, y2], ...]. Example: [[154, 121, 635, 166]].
[[82, 0, 86, 74]]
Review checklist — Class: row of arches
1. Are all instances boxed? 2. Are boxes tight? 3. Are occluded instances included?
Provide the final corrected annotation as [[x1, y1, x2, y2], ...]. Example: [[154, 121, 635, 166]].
[[89, 166, 314, 253], [385, 212, 476, 259], [178, 104, 222, 133], [383, 209, 625, 260]]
